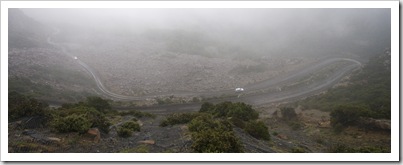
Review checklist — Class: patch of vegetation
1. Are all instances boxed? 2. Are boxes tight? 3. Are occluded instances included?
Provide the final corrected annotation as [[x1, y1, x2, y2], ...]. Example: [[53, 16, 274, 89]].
[[200, 101, 259, 121], [120, 144, 150, 153], [159, 112, 201, 127], [288, 121, 302, 130], [330, 105, 370, 129], [121, 121, 140, 132], [118, 121, 141, 138], [51, 113, 92, 133], [52, 98, 112, 134], [188, 115, 243, 153], [51, 105, 111, 133], [244, 120, 270, 140], [228, 117, 246, 129], [291, 147, 306, 153], [280, 107, 298, 120], [298, 53, 391, 120], [85, 96, 111, 112], [156, 97, 174, 105], [117, 127, 132, 138], [8, 91, 49, 122], [9, 141, 56, 153], [328, 143, 389, 153]]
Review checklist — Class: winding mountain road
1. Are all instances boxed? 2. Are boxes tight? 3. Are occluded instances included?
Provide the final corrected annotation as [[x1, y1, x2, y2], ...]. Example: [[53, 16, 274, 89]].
[[47, 29, 362, 113]]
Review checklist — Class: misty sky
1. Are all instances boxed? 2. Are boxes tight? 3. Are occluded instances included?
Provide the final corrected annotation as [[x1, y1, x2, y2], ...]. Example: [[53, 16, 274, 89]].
[[19, 8, 391, 59]]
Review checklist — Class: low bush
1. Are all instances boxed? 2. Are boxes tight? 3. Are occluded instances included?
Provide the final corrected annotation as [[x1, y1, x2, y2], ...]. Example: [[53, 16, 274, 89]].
[[229, 117, 246, 129], [121, 121, 140, 132], [51, 106, 111, 133], [51, 114, 92, 133], [330, 105, 370, 129], [289, 121, 302, 130], [328, 143, 389, 153], [160, 112, 200, 127], [118, 121, 140, 138], [120, 144, 149, 153], [281, 107, 297, 120], [244, 120, 270, 141], [191, 129, 244, 153], [199, 101, 259, 121], [117, 127, 133, 138], [187, 113, 243, 153], [8, 92, 48, 121]]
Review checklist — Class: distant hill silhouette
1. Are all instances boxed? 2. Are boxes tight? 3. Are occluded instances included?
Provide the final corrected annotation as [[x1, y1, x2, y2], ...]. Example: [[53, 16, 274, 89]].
[[9, 8, 51, 49]]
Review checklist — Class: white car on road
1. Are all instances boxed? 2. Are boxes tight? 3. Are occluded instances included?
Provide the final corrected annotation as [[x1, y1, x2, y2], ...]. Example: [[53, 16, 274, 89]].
[[235, 88, 244, 92]]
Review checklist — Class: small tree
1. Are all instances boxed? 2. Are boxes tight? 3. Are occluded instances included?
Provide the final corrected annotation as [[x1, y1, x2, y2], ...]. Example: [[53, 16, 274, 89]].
[[85, 96, 111, 112], [245, 120, 270, 140], [330, 105, 366, 127], [281, 107, 297, 120]]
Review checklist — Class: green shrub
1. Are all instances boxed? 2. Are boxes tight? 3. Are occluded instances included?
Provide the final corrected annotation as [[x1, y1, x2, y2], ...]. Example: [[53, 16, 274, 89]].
[[244, 120, 270, 141], [8, 92, 48, 121], [199, 102, 258, 121], [85, 96, 111, 112], [227, 102, 259, 121], [191, 129, 243, 153], [160, 112, 200, 127], [281, 107, 297, 120], [229, 117, 246, 129], [117, 127, 133, 138], [187, 113, 243, 153], [330, 105, 369, 128], [328, 143, 389, 153], [289, 121, 302, 130], [52, 106, 111, 133], [199, 102, 214, 113], [120, 144, 149, 153], [52, 114, 92, 133], [121, 121, 140, 132], [188, 114, 223, 132], [117, 121, 140, 138], [292, 147, 306, 153]]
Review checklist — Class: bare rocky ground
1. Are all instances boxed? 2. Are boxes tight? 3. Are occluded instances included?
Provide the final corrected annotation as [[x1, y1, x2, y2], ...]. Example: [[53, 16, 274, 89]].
[[8, 102, 390, 153], [70, 42, 312, 96]]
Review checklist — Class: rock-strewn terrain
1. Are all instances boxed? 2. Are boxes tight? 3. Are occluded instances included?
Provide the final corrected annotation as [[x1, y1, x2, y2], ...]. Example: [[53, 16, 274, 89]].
[[71, 41, 310, 96]]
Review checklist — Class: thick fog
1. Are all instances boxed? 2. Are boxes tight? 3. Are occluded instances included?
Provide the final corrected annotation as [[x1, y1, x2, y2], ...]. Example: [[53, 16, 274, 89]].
[[20, 8, 390, 59]]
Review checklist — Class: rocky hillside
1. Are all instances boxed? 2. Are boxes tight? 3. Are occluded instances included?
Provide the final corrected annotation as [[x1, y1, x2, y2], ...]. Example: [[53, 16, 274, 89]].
[[8, 9, 96, 102]]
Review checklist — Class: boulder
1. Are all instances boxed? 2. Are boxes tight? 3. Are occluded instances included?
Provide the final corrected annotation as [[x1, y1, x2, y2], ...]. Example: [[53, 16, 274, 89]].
[[87, 128, 101, 143], [47, 137, 62, 143]]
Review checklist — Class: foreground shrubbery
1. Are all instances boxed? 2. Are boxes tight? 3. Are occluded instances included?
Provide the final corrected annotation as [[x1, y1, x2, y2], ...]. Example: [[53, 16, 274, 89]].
[[8, 91, 49, 121], [51, 106, 111, 133], [158, 101, 269, 152], [160, 112, 201, 127], [117, 121, 141, 138], [298, 53, 391, 120], [51, 113, 92, 133], [244, 120, 270, 140], [328, 143, 389, 153], [200, 101, 259, 121], [189, 114, 243, 153], [280, 107, 298, 120]]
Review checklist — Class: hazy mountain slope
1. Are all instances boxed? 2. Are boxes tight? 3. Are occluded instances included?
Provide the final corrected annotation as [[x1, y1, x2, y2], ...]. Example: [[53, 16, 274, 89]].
[[8, 9, 96, 103]]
